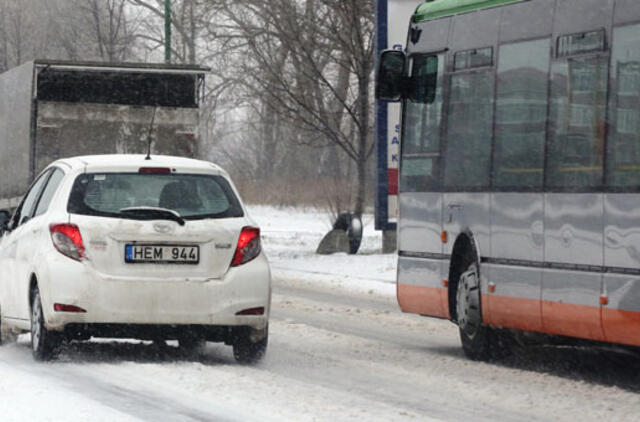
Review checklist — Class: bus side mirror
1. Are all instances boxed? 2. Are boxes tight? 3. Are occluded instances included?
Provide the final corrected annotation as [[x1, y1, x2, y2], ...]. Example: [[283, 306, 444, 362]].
[[376, 50, 406, 102]]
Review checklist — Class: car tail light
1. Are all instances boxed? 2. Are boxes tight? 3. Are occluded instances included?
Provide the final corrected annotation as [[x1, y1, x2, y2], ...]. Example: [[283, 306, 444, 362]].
[[50, 223, 86, 261], [236, 307, 265, 316], [54, 303, 87, 313], [139, 167, 171, 174], [231, 227, 261, 267]]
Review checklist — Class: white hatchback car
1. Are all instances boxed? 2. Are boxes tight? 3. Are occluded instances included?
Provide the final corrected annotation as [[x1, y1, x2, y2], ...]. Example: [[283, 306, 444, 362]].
[[0, 155, 271, 362]]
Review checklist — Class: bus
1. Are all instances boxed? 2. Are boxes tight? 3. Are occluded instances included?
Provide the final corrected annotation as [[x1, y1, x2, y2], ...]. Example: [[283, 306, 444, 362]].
[[376, 0, 640, 360]]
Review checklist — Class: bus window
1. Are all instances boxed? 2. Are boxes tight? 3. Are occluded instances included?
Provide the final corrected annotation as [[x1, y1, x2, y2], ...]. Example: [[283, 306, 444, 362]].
[[607, 24, 640, 190], [547, 42, 608, 190], [444, 50, 495, 189], [493, 39, 550, 190], [400, 54, 443, 192], [454, 47, 493, 71]]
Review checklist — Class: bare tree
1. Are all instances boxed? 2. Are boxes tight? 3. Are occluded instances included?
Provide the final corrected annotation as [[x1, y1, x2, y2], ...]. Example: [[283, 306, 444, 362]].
[[128, 0, 220, 64], [216, 0, 375, 216], [54, 0, 137, 62]]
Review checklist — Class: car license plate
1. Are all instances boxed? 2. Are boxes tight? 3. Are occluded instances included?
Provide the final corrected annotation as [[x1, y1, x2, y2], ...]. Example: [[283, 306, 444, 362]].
[[125, 245, 199, 264]]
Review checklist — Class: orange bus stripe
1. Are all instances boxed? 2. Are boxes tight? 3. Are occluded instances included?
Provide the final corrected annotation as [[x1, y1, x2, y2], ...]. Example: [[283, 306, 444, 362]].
[[483, 294, 543, 332], [397, 283, 450, 319], [602, 308, 640, 347], [541, 300, 605, 342], [400, 286, 640, 347]]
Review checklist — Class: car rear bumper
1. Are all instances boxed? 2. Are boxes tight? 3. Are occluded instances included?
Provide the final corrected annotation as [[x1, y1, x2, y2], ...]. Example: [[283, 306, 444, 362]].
[[63, 323, 257, 343], [39, 251, 271, 331]]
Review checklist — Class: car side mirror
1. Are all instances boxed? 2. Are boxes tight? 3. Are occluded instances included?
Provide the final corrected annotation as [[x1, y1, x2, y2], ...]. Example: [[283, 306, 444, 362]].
[[376, 50, 406, 102]]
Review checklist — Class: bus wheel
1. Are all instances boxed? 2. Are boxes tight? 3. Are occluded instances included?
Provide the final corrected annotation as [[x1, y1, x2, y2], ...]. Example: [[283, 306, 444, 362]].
[[456, 262, 493, 361]]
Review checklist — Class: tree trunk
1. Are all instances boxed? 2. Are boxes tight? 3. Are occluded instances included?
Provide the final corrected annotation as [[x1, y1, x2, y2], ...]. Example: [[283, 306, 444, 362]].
[[354, 71, 370, 218]]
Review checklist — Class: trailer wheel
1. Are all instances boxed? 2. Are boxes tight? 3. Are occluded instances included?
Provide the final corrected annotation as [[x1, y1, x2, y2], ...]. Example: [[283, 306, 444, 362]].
[[456, 262, 494, 361]]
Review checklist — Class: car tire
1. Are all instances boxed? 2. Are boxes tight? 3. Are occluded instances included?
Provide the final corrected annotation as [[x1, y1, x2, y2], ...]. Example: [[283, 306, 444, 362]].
[[177, 335, 206, 354], [232, 326, 268, 364], [31, 289, 62, 361], [456, 262, 499, 361]]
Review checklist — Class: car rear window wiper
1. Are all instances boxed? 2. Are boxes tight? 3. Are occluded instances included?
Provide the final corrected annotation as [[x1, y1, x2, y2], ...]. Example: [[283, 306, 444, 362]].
[[119, 207, 186, 226]]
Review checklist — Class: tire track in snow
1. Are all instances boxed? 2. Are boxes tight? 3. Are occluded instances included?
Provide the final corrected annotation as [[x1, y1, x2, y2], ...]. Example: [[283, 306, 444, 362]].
[[0, 344, 242, 422]]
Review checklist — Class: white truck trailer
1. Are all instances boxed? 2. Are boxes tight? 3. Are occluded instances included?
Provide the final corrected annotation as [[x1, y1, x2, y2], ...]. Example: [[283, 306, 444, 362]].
[[0, 60, 209, 212]]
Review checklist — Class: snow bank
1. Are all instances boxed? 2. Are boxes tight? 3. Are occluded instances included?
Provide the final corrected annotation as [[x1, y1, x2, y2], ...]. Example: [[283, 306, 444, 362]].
[[247, 205, 397, 297]]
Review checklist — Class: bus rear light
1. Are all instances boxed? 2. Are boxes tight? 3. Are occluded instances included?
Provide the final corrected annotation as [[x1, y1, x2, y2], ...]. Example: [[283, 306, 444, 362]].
[[231, 227, 261, 267], [441, 231, 448, 244], [50, 224, 86, 261], [600, 295, 609, 306], [442, 279, 449, 288], [54, 303, 87, 313]]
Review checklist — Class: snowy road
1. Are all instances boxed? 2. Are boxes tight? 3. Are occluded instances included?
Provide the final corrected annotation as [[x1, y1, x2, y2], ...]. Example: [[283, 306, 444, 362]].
[[1, 207, 640, 421], [2, 273, 640, 421]]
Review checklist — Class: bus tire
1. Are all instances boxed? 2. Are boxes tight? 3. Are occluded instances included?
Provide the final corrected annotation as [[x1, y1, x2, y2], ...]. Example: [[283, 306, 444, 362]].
[[456, 262, 493, 361]]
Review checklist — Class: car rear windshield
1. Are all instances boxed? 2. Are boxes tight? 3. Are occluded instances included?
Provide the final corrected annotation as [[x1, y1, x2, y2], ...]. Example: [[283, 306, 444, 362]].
[[68, 173, 244, 220]]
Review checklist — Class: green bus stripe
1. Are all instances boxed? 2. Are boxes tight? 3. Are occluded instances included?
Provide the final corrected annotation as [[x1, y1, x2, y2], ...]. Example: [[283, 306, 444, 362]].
[[414, 0, 524, 22]]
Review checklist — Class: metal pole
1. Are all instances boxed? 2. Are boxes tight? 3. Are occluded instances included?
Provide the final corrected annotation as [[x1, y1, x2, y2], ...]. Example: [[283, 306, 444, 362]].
[[164, 0, 171, 63]]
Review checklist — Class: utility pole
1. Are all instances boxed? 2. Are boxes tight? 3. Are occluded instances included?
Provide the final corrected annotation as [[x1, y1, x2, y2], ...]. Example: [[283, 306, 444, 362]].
[[164, 0, 171, 63]]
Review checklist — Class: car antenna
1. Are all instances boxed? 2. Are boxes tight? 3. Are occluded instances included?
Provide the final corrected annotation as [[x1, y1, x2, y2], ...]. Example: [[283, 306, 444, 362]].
[[145, 106, 158, 161]]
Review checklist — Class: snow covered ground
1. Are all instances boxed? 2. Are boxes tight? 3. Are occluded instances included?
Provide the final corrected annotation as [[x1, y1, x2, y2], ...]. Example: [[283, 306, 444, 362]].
[[1, 206, 640, 421], [248, 205, 397, 296]]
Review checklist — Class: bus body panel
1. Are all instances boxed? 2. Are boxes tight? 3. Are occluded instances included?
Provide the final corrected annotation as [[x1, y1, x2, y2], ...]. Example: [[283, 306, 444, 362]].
[[499, 0, 554, 43], [604, 194, 640, 269], [543, 194, 604, 340], [398, 193, 443, 254], [491, 193, 544, 262], [394, 0, 640, 349], [409, 17, 452, 54], [603, 274, 640, 346], [544, 194, 604, 267], [397, 256, 449, 318], [552, 0, 614, 41], [603, 194, 640, 346], [614, 0, 640, 26], [442, 193, 490, 259], [483, 265, 543, 332], [541, 269, 605, 342], [447, 7, 500, 53], [486, 193, 544, 331]]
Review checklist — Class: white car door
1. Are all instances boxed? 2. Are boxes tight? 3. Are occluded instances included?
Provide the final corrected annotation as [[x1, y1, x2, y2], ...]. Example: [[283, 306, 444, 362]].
[[0, 170, 52, 320], [14, 168, 66, 320]]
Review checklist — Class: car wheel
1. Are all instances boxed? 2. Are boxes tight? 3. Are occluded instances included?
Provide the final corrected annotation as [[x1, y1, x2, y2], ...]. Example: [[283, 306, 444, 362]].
[[31, 289, 62, 361], [232, 326, 268, 364], [456, 263, 497, 361], [177, 335, 206, 354]]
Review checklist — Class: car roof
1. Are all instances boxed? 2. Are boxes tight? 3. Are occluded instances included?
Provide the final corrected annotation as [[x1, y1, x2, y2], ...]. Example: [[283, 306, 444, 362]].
[[52, 155, 225, 174]]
